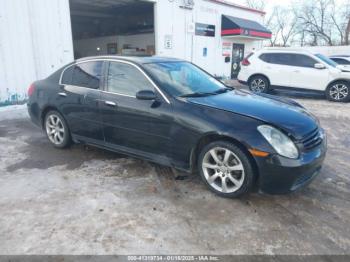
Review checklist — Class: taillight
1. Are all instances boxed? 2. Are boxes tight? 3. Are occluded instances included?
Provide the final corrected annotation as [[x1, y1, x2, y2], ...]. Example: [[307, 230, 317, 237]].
[[242, 58, 251, 66], [242, 52, 254, 66], [28, 83, 35, 97]]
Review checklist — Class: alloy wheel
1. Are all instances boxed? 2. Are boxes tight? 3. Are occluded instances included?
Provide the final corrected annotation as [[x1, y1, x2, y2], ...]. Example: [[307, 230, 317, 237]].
[[46, 114, 65, 145], [329, 84, 349, 101], [251, 79, 266, 93], [202, 147, 245, 193]]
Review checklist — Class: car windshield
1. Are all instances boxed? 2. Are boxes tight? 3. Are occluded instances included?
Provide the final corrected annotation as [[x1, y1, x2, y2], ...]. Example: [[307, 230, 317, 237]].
[[144, 62, 229, 97], [315, 53, 338, 68]]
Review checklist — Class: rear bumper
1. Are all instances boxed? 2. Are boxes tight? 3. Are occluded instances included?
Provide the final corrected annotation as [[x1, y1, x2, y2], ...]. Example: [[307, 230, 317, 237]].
[[256, 139, 327, 194], [27, 102, 41, 127]]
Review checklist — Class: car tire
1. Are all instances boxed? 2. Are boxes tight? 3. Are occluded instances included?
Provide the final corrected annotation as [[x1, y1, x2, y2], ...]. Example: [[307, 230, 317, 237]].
[[198, 141, 255, 198], [44, 110, 71, 148], [326, 81, 350, 102], [249, 75, 270, 94]]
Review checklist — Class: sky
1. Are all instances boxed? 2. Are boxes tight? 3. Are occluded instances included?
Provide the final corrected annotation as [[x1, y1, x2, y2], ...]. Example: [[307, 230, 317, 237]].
[[228, 0, 347, 15], [229, 0, 291, 13]]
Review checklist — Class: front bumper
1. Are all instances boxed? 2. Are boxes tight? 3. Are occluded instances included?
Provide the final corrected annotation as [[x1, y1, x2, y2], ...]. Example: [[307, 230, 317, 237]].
[[255, 139, 327, 194]]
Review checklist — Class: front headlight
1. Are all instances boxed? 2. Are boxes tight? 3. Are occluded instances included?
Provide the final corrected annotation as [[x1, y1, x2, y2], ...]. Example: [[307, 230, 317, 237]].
[[258, 125, 299, 159]]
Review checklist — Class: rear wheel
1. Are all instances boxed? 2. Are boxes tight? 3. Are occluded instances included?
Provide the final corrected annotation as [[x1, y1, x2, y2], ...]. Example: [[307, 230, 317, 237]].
[[44, 111, 71, 148], [198, 141, 255, 198], [326, 81, 350, 102], [249, 75, 269, 94]]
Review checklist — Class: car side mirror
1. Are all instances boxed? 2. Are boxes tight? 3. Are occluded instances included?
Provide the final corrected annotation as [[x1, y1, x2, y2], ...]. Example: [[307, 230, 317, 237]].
[[136, 90, 156, 100], [314, 63, 326, 69]]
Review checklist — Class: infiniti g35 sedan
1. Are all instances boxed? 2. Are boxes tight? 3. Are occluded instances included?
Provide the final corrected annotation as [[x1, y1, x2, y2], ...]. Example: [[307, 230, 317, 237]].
[[27, 56, 327, 198]]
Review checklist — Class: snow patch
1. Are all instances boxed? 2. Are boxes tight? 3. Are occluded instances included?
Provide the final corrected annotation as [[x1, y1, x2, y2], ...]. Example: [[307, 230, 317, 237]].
[[0, 104, 29, 121]]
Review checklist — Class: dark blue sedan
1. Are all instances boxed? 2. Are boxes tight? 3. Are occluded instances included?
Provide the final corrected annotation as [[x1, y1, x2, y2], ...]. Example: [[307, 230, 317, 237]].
[[27, 56, 327, 198]]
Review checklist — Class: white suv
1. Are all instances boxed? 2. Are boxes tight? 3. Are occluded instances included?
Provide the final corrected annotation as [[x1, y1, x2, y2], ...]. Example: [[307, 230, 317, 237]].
[[238, 49, 350, 102]]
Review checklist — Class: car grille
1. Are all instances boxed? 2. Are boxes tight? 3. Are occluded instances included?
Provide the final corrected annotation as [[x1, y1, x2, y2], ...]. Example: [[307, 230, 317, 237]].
[[300, 128, 323, 151]]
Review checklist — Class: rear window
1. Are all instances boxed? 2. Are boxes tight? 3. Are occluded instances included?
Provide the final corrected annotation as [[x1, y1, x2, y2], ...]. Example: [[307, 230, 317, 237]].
[[61, 61, 103, 89]]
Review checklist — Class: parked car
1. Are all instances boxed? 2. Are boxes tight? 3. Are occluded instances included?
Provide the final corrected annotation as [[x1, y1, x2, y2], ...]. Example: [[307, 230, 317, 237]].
[[27, 56, 327, 198], [329, 55, 350, 65], [238, 49, 350, 102]]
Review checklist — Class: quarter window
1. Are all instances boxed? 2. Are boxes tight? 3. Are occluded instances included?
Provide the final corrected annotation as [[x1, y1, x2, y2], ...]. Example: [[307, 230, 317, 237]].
[[61, 61, 103, 89], [107, 62, 154, 96]]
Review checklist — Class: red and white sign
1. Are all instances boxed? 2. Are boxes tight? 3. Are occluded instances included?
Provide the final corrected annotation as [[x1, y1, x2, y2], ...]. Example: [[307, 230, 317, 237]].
[[222, 42, 231, 57]]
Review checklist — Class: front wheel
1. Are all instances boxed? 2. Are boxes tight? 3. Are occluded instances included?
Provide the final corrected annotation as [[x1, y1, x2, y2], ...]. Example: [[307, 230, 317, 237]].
[[326, 81, 350, 102], [249, 75, 269, 94], [198, 141, 255, 198], [44, 111, 71, 148]]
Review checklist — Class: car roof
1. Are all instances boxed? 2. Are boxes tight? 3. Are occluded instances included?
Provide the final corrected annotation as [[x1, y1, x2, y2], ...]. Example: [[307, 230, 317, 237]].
[[258, 48, 313, 55], [75, 55, 185, 65], [330, 56, 350, 59]]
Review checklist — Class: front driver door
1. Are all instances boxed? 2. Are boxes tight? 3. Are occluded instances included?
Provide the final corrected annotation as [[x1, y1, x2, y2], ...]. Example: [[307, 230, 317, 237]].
[[101, 61, 173, 161], [288, 54, 330, 91]]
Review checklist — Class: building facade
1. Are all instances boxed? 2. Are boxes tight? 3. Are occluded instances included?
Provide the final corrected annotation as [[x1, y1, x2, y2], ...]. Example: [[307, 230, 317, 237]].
[[0, 0, 270, 105]]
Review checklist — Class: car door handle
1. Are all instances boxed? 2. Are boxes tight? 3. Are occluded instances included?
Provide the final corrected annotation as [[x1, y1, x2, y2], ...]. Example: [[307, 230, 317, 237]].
[[294, 70, 300, 73], [105, 101, 117, 107], [58, 92, 67, 97]]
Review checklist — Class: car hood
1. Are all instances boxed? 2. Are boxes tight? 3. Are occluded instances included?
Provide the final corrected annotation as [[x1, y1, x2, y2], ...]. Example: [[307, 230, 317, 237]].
[[186, 89, 318, 139]]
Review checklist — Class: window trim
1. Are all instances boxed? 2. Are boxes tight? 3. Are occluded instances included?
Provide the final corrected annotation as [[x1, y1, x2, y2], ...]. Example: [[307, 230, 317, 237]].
[[59, 58, 170, 104]]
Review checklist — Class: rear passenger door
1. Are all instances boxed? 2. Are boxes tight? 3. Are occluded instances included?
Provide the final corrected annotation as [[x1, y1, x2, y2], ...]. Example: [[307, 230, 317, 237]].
[[259, 53, 292, 87], [59, 60, 105, 142]]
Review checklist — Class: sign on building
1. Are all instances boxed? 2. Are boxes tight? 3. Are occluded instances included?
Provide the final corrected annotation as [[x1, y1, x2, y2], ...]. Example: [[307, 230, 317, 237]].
[[164, 35, 173, 49], [195, 23, 216, 37]]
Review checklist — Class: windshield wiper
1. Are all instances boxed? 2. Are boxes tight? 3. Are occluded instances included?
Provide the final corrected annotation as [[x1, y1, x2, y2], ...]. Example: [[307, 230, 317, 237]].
[[214, 87, 233, 94], [179, 87, 233, 98], [179, 92, 216, 98]]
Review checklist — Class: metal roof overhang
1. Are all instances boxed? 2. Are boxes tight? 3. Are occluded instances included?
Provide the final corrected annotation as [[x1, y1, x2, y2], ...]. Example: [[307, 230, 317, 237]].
[[221, 15, 272, 40]]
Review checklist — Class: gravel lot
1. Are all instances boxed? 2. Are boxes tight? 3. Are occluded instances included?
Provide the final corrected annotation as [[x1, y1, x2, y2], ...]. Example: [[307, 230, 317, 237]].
[[0, 90, 349, 255]]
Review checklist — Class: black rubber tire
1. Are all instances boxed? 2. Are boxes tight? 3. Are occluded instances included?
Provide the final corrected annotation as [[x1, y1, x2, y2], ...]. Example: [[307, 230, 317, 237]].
[[44, 110, 72, 149], [325, 81, 350, 102], [248, 75, 270, 94], [197, 141, 256, 198]]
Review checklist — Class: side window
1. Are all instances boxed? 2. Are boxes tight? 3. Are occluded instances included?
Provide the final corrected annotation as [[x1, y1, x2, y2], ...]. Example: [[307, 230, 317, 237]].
[[333, 58, 350, 65], [292, 54, 317, 68], [271, 53, 294, 66], [260, 53, 294, 66], [71, 61, 103, 89], [107, 62, 154, 96]]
